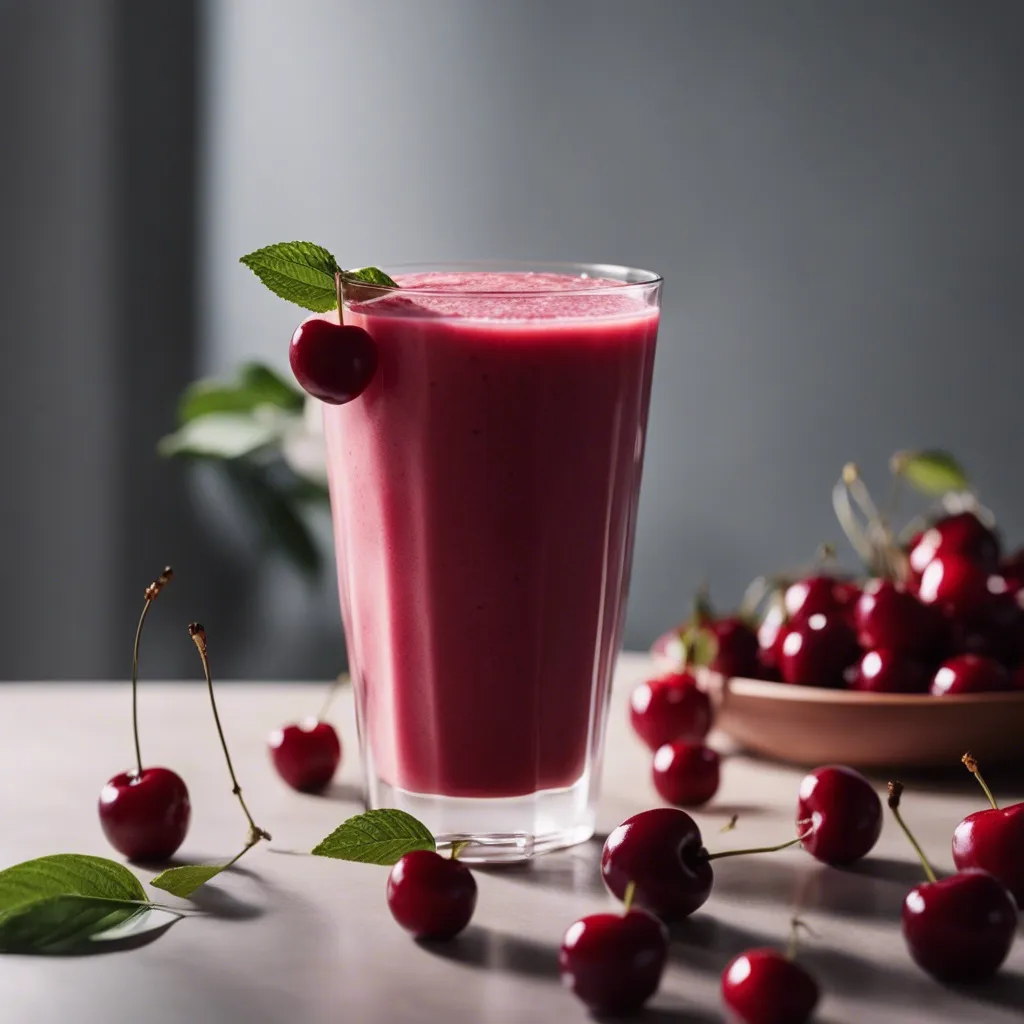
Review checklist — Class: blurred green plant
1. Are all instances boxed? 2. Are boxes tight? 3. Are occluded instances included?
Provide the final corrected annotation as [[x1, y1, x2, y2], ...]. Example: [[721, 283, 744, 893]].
[[159, 363, 330, 577]]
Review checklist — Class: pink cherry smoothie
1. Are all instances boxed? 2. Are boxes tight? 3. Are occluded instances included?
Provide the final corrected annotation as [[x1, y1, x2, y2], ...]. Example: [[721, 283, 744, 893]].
[[322, 271, 659, 799]]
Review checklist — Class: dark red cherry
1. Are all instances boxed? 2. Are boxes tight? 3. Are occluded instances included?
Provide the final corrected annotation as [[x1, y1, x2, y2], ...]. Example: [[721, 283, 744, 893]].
[[907, 511, 1000, 578], [757, 602, 788, 673], [601, 808, 713, 920], [948, 592, 1024, 667], [778, 614, 859, 687], [268, 719, 341, 793], [652, 741, 720, 808], [289, 316, 378, 404], [784, 576, 856, 624], [98, 767, 191, 861], [1000, 548, 1024, 593], [629, 672, 712, 751], [902, 869, 1017, 983], [930, 654, 1010, 696], [1013, 664, 1024, 690], [721, 947, 820, 1024], [386, 850, 477, 940], [559, 910, 668, 1015], [852, 649, 930, 694], [708, 617, 760, 678], [854, 579, 940, 656], [916, 555, 1001, 620], [953, 804, 1024, 907], [797, 765, 882, 865]]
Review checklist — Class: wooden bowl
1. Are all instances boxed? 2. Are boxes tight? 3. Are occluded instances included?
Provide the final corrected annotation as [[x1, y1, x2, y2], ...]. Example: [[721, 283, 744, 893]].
[[650, 631, 1024, 768]]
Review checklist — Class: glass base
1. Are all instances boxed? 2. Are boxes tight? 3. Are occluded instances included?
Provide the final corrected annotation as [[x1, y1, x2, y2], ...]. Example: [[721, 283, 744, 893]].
[[368, 773, 595, 864]]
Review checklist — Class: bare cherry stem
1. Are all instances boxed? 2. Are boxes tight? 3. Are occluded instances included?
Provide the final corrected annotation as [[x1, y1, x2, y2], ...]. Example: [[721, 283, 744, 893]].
[[962, 752, 999, 811], [131, 567, 173, 776], [706, 828, 813, 862], [188, 623, 271, 847], [888, 781, 937, 884]]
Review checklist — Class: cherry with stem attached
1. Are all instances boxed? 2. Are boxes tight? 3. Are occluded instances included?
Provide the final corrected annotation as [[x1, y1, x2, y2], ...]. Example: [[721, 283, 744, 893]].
[[559, 880, 668, 1015], [98, 567, 191, 862], [268, 674, 344, 793], [888, 780, 1016, 983], [721, 916, 821, 1024], [386, 841, 477, 940], [601, 807, 811, 920], [952, 753, 1024, 907], [190, 623, 271, 862]]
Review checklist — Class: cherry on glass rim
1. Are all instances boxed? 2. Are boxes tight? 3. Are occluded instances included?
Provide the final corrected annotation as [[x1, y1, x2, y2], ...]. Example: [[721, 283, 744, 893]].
[[289, 315, 378, 405]]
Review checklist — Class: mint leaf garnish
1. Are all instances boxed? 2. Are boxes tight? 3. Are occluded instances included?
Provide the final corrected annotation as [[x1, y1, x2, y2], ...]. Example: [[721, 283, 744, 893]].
[[150, 864, 226, 899], [892, 449, 970, 497], [0, 854, 171, 954], [240, 241, 340, 312], [312, 809, 436, 864], [240, 241, 398, 312]]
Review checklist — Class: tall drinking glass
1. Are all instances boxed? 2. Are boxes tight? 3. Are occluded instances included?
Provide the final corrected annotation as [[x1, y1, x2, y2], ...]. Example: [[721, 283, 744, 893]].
[[322, 262, 661, 862]]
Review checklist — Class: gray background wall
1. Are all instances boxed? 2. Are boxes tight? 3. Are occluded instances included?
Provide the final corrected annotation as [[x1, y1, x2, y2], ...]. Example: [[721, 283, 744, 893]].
[[3, 0, 1024, 678]]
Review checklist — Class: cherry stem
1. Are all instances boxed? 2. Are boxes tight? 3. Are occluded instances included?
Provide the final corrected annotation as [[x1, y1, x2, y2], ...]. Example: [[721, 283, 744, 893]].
[[623, 880, 637, 914], [962, 753, 999, 811], [188, 623, 271, 845], [887, 781, 936, 884], [316, 673, 347, 722], [335, 271, 346, 326], [449, 840, 470, 861], [721, 814, 738, 833], [706, 828, 812, 862], [786, 916, 816, 961], [130, 567, 173, 777]]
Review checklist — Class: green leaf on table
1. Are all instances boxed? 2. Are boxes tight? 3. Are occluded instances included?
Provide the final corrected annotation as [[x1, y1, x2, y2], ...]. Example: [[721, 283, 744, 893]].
[[149, 864, 226, 899], [0, 854, 156, 954], [179, 362, 304, 423], [312, 809, 436, 865], [0, 895, 149, 953], [0, 854, 147, 909], [157, 411, 291, 460], [240, 241, 341, 312], [892, 449, 970, 497]]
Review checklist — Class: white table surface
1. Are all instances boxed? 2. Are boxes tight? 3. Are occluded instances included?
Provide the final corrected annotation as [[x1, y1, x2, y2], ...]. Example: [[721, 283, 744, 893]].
[[1, 652, 1022, 1023]]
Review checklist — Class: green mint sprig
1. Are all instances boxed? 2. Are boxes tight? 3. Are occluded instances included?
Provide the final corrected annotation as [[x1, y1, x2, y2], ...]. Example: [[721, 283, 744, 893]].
[[312, 809, 436, 865], [0, 854, 180, 954], [240, 241, 398, 312]]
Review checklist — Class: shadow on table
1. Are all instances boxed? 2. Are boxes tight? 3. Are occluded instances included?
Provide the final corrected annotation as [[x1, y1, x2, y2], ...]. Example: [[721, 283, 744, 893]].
[[417, 925, 560, 980], [627, 1005, 718, 1023], [671, 914, 1024, 1014], [187, 883, 265, 921], [476, 842, 607, 899], [321, 781, 364, 804]]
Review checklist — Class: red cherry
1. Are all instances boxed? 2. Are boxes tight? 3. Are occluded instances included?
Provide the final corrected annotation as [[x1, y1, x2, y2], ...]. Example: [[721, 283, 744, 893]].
[[289, 316, 378, 405], [1013, 664, 1024, 690], [852, 649, 930, 694], [902, 869, 1016, 983], [601, 808, 713, 920], [708, 617, 760, 677], [784, 575, 856, 623], [930, 654, 1010, 696], [721, 948, 820, 1024], [559, 910, 668, 1015], [854, 579, 940, 656], [629, 672, 712, 751], [652, 741, 720, 808], [757, 602, 788, 673], [268, 719, 341, 793], [98, 767, 191, 861], [916, 555, 1002, 620], [1000, 548, 1024, 592], [778, 614, 859, 687], [948, 592, 1024, 667], [797, 766, 882, 865], [386, 850, 477, 940], [953, 804, 1024, 907], [907, 511, 1001, 578]]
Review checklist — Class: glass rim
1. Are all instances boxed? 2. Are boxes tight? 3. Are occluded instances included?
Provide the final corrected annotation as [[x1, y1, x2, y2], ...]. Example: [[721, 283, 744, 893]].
[[347, 260, 663, 299]]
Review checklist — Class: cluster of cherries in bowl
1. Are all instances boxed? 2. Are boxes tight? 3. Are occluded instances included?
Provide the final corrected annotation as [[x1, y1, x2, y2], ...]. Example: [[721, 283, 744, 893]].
[[682, 509, 1024, 696]]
